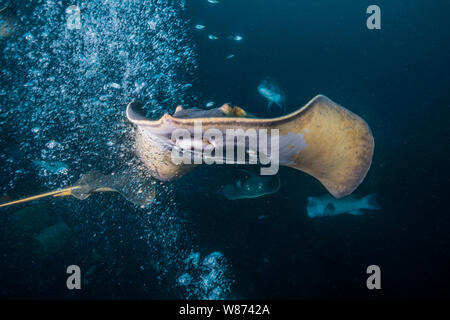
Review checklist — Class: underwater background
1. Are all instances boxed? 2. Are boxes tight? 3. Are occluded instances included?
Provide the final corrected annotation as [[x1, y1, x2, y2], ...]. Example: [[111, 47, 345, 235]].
[[0, 0, 449, 299]]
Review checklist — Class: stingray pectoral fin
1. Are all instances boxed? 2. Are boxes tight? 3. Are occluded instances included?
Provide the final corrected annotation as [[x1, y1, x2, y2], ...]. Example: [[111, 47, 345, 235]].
[[126, 95, 374, 198], [278, 95, 374, 198]]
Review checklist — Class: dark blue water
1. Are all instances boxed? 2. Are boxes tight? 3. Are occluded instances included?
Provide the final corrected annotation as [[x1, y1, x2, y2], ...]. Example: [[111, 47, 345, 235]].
[[188, 0, 450, 298], [0, 0, 449, 299]]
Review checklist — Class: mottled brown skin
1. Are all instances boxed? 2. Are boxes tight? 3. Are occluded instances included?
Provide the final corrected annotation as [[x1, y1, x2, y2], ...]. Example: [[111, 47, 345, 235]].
[[134, 128, 195, 182], [127, 95, 374, 198]]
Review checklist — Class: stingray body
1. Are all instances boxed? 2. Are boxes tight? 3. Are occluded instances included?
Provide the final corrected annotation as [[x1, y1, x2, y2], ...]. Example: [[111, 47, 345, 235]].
[[127, 95, 374, 198], [223, 169, 280, 200]]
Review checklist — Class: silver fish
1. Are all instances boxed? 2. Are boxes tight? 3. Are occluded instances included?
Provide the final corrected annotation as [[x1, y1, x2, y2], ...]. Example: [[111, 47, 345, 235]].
[[307, 193, 381, 218], [257, 78, 286, 113]]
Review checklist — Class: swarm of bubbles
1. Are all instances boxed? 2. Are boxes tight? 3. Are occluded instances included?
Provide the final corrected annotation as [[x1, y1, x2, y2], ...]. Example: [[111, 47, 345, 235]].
[[178, 251, 233, 299], [1, 0, 197, 189], [0, 0, 232, 299]]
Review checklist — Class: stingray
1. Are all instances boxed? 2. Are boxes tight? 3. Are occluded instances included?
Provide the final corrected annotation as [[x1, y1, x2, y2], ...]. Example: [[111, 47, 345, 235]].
[[1, 95, 374, 208], [222, 169, 280, 200], [128, 95, 374, 198], [0, 171, 156, 208]]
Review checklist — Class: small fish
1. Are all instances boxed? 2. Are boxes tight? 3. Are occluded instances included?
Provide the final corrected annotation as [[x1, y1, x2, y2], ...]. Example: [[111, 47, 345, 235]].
[[195, 24, 205, 30], [227, 35, 243, 41], [226, 54, 235, 59], [257, 77, 286, 114], [208, 34, 219, 40], [207, 0, 220, 4], [206, 101, 215, 108], [306, 193, 381, 218]]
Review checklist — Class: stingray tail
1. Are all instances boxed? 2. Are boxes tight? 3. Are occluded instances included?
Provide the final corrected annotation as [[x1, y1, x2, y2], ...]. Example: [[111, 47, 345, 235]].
[[0, 186, 81, 208]]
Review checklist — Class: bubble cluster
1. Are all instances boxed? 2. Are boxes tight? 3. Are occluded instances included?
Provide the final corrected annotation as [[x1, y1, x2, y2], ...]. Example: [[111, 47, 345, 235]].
[[178, 251, 233, 299], [1, 0, 232, 299], [1, 0, 197, 190]]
